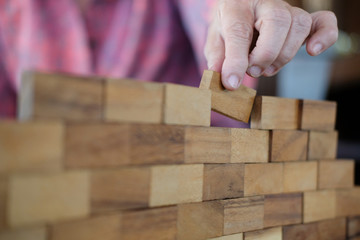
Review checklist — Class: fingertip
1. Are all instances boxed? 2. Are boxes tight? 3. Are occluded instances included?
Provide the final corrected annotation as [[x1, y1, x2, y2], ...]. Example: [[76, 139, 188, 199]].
[[221, 73, 241, 90]]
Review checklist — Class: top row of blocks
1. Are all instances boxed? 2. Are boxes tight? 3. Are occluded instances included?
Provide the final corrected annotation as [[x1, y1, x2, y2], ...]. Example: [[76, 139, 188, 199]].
[[18, 71, 336, 131]]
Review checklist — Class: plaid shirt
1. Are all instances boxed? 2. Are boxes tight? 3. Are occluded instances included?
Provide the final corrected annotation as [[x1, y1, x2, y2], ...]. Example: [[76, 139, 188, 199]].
[[0, 0, 255, 127]]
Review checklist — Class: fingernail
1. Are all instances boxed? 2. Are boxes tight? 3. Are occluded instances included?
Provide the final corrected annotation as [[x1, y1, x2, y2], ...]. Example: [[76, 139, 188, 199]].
[[248, 66, 262, 78], [313, 43, 323, 55], [227, 75, 239, 89], [264, 65, 276, 75]]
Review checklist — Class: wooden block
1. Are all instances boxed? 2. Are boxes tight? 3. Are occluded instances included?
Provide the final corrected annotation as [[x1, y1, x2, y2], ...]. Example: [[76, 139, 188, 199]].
[[303, 190, 336, 223], [121, 206, 178, 240], [0, 177, 7, 230], [318, 160, 354, 189], [348, 216, 360, 238], [222, 196, 265, 234], [0, 121, 63, 174], [0, 226, 47, 240], [270, 130, 308, 162], [231, 128, 269, 163], [199, 70, 256, 123], [177, 201, 224, 240], [208, 233, 243, 240], [18, 71, 104, 121], [283, 222, 318, 240], [283, 162, 317, 193], [8, 171, 90, 227], [185, 126, 231, 164], [300, 99, 337, 131], [90, 168, 150, 213], [336, 188, 360, 217], [51, 213, 121, 240], [164, 83, 211, 126], [251, 96, 300, 130], [317, 218, 346, 240], [264, 193, 302, 227], [244, 227, 282, 240], [65, 123, 130, 168], [244, 163, 283, 196], [105, 79, 164, 123], [130, 124, 185, 165], [203, 164, 244, 201], [178, 196, 264, 239], [308, 131, 338, 160], [149, 164, 204, 207]]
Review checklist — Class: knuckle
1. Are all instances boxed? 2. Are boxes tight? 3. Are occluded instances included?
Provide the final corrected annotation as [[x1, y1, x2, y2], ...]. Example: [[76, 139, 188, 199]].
[[259, 48, 279, 63], [265, 8, 292, 28], [292, 9, 312, 33], [223, 21, 253, 43]]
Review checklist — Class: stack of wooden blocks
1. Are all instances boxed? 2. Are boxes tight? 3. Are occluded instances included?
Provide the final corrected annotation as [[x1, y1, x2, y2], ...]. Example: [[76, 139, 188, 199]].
[[0, 70, 359, 240]]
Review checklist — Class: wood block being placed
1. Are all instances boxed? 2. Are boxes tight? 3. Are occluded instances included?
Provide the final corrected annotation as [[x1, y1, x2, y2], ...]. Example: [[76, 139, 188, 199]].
[[164, 83, 211, 126], [0, 226, 47, 240], [178, 196, 264, 239], [308, 131, 338, 160], [282, 222, 318, 240], [244, 227, 282, 240], [348, 216, 360, 238], [264, 193, 302, 228], [318, 160, 354, 189], [185, 126, 231, 164], [251, 96, 300, 130], [208, 233, 244, 240], [90, 168, 150, 213], [65, 123, 130, 168], [8, 171, 90, 227], [303, 190, 336, 223], [300, 99, 337, 131], [18, 71, 104, 121], [149, 164, 204, 207], [230, 128, 269, 163], [105, 79, 164, 123], [121, 206, 178, 240], [203, 164, 244, 201], [270, 130, 308, 162], [283, 161, 317, 193], [244, 163, 283, 196], [199, 70, 256, 123], [0, 121, 63, 174], [336, 188, 360, 217], [51, 213, 121, 240]]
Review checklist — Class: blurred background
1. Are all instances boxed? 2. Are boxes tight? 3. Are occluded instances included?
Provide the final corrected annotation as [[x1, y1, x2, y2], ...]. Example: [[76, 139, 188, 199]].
[[258, 0, 360, 184]]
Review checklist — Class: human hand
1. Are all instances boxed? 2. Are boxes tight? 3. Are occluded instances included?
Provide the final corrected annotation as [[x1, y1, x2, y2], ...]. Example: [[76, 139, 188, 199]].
[[204, 0, 338, 90]]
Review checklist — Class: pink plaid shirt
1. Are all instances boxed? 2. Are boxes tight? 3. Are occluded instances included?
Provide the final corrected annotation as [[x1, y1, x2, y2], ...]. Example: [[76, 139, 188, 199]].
[[0, 0, 256, 126]]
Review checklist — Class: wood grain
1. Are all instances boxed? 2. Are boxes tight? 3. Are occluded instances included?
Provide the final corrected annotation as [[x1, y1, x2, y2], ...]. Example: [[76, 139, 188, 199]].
[[185, 126, 231, 164], [90, 168, 150, 213], [244, 163, 283, 196], [149, 164, 204, 207], [0, 177, 7, 231], [208, 233, 244, 240], [51, 213, 121, 240], [65, 123, 130, 168], [105, 79, 164, 123], [18, 71, 104, 121], [0, 121, 63, 174], [270, 130, 308, 162], [251, 96, 301, 130], [203, 164, 244, 201], [230, 128, 269, 163], [308, 131, 338, 160], [121, 206, 178, 240], [303, 190, 336, 223], [0, 226, 47, 240], [283, 161, 317, 193], [244, 227, 282, 240], [283, 222, 318, 240], [164, 83, 211, 126], [264, 193, 302, 228], [300, 99, 337, 131], [318, 160, 354, 189], [336, 188, 360, 217], [199, 70, 256, 123], [317, 218, 346, 240], [8, 171, 90, 227]]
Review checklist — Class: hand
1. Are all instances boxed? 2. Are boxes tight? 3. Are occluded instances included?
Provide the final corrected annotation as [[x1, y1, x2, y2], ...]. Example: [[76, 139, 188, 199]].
[[204, 0, 338, 90]]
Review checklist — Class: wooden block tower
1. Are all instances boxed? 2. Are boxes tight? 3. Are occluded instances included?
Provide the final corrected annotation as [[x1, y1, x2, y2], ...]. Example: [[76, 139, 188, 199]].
[[0, 70, 359, 240]]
